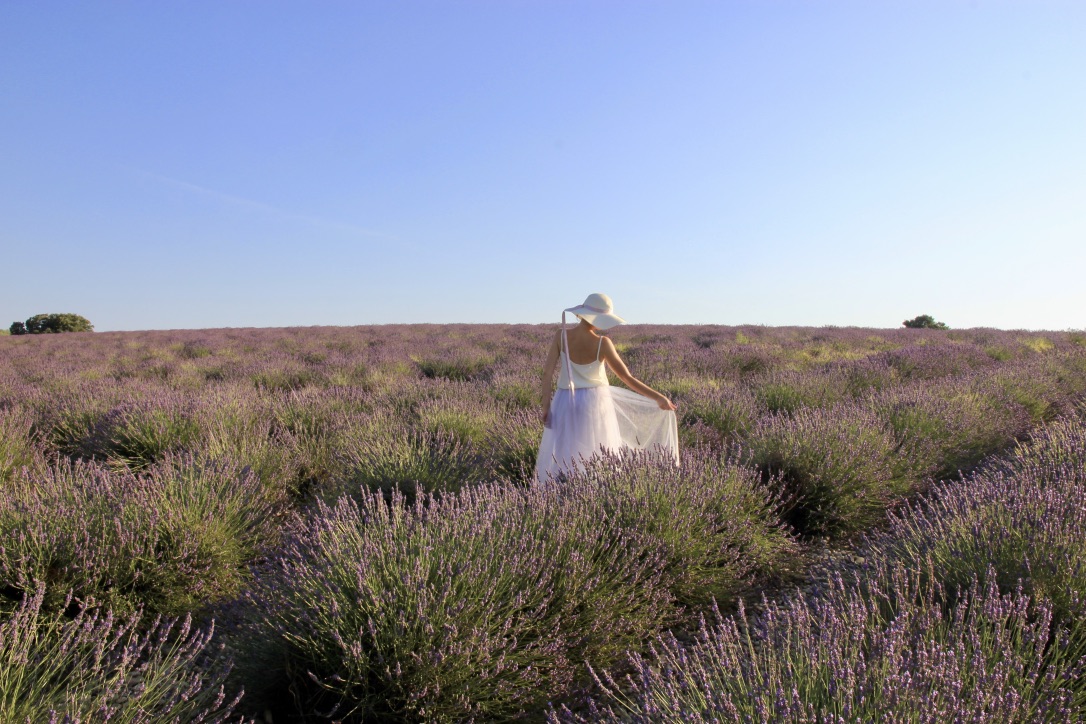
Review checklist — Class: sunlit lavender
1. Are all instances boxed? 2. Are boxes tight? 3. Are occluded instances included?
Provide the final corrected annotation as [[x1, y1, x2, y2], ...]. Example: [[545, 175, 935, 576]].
[[2, 324, 1085, 721]]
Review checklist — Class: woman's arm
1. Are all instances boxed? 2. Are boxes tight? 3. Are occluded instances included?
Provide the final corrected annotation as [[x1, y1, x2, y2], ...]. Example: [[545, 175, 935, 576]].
[[539, 330, 561, 424], [600, 338, 677, 411]]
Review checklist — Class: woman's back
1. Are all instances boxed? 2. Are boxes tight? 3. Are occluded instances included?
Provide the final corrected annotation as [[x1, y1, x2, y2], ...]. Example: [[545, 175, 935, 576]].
[[557, 333, 608, 389], [561, 327, 606, 365]]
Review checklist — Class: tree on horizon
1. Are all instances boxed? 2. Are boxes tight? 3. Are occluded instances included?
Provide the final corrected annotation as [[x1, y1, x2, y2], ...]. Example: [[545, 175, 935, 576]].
[[9, 313, 94, 335], [903, 314, 949, 330]]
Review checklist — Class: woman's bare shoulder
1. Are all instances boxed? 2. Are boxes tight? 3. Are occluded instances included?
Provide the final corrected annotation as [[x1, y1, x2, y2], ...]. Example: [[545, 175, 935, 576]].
[[600, 335, 621, 359]]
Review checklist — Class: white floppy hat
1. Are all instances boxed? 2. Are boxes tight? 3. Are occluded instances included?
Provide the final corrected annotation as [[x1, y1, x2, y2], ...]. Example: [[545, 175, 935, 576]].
[[565, 292, 626, 330]]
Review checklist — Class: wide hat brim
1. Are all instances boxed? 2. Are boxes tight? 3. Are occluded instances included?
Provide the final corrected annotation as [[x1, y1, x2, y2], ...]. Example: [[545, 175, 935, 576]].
[[567, 305, 626, 330]]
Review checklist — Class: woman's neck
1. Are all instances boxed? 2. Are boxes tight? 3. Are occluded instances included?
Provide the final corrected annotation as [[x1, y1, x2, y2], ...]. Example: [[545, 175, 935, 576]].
[[576, 320, 598, 335]]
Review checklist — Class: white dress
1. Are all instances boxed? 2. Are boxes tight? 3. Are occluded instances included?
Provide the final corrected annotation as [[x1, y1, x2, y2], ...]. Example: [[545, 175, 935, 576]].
[[535, 332, 679, 483]]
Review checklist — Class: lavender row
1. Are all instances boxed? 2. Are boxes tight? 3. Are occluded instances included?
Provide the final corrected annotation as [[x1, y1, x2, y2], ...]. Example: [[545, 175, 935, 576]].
[[233, 449, 795, 720], [552, 407, 1086, 722], [0, 583, 245, 723], [0, 455, 286, 616], [551, 563, 1082, 723]]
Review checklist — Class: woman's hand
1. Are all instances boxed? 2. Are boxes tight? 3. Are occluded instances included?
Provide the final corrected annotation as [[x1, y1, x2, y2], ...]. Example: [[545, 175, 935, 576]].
[[541, 406, 551, 428], [656, 395, 676, 411]]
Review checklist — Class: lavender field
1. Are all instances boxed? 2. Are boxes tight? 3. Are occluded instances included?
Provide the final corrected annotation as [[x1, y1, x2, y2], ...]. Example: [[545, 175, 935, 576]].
[[2, 324, 1086, 722]]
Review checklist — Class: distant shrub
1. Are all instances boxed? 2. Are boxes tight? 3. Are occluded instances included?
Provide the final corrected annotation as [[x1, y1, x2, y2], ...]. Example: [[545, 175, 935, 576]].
[[8, 321, 26, 335], [0, 583, 242, 723], [903, 314, 948, 330], [16, 313, 95, 334]]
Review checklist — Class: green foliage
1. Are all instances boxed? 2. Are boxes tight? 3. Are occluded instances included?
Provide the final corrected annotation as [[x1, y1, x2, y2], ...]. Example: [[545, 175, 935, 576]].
[[245, 451, 794, 721], [8, 321, 25, 335], [571, 451, 797, 611], [903, 314, 949, 330], [0, 408, 44, 484], [0, 584, 240, 723], [749, 405, 912, 536], [326, 418, 490, 506], [416, 356, 494, 381], [0, 456, 283, 616], [567, 562, 1083, 723], [248, 483, 674, 720], [98, 404, 204, 471], [22, 313, 94, 334], [679, 388, 758, 450]]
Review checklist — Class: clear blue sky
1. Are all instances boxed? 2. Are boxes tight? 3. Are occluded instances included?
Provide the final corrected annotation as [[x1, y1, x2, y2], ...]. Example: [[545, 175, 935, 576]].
[[2, 1, 1084, 331]]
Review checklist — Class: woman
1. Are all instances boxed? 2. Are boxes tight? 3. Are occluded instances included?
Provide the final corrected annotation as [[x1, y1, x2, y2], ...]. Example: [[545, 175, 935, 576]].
[[535, 293, 679, 483]]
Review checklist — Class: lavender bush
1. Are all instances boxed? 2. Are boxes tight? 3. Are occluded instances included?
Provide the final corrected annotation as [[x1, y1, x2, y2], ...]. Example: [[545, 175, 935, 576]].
[[677, 384, 760, 450], [566, 449, 797, 610], [870, 380, 1023, 479], [747, 403, 912, 536], [0, 455, 284, 616], [873, 409, 1086, 624], [1001, 401, 1086, 482], [553, 563, 1083, 723], [0, 407, 45, 484], [242, 449, 794, 720], [245, 480, 674, 720], [753, 370, 846, 415], [327, 416, 492, 505], [0, 584, 243, 723]]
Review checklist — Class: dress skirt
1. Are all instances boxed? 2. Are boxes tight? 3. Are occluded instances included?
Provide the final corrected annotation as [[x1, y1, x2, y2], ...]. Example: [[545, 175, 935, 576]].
[[535, 385, 679, 483]]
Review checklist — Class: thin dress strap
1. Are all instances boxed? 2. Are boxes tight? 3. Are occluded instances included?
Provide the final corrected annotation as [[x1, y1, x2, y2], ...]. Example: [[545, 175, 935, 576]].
[[560, 313, 575, 395], [596, 336, 604, 362]]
